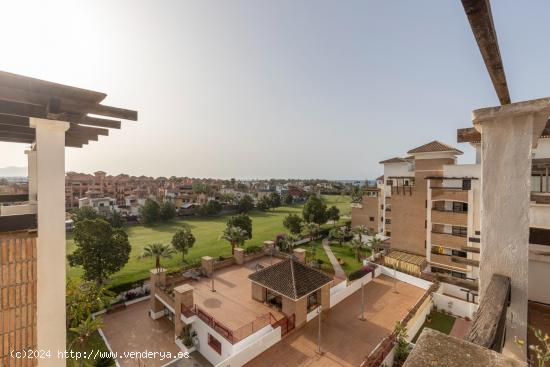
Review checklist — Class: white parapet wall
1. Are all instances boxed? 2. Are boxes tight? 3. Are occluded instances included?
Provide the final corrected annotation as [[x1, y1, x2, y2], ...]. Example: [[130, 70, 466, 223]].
[[330, 272, 373, 308], [432, 293, 478, 319], [379, 266, 432, 290], [214, 326, 282, 367]]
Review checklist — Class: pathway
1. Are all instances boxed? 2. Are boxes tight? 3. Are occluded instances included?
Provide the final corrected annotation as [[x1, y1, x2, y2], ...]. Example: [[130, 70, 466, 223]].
[[322, 237, 346, 281]]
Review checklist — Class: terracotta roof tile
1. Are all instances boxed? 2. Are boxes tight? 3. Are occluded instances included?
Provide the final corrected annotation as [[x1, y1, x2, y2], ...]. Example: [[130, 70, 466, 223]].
[[248, 258, 332, 299], [379, 157, 408, 164], [407, 140, 463, 155]]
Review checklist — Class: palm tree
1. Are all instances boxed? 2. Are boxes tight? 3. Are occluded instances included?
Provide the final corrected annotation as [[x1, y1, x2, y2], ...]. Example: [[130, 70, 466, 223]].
[[220, 226, 247, 255], [304, 222, 320, 242], [347, 238, 367, 262], [140, 243, 175, 269], [367, 234, 382, 255], [329, 228, 344, 246], [69, 316, 104, 367], [281, 234, 298, 253], [351, 225, 368, 241]]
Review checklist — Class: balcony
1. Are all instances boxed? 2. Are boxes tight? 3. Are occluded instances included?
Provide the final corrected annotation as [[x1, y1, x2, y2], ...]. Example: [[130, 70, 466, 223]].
[[531, 192, 550, 205], [431, 231, 467, 250], [0, 194, 37, 232], [431, 187, 469, 202], [431, 209, 467, 226], [430, 253, 467, 270], [391, 186, 413, 196]]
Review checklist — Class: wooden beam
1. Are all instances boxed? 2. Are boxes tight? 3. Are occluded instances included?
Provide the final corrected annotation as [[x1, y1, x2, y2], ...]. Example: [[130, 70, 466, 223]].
[[458, 120, 550, 143], [0, 114, 29, 127], [0, 100, 47, 119], [88, 104, 137, 121], [461, 246, 481, 254], [461, 0, 511, 105], [80, 116, 121, 129], [0, 71, 106, 104], [68, 124, 108, 137]]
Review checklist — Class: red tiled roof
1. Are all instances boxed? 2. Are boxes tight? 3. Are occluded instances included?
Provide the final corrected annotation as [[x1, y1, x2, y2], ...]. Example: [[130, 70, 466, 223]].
[[376, 175, 384, 181], [407, 140, 463, 155], [379, 157, 408, 164]]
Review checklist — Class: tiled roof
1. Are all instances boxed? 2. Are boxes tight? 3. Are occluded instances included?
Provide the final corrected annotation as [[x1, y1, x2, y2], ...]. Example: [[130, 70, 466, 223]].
[[248, 258, 332, 300], [407, 140, 463, 155], [376, 175, 384, 181], [379, 157, 408, 164]]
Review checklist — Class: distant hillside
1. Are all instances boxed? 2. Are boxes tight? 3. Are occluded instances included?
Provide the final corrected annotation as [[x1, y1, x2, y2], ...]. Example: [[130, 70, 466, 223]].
[[0, 166, 27, 177]]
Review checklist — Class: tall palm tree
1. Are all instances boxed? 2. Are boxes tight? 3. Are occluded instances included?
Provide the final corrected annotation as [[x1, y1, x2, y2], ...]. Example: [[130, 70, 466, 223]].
[[351, 225, 368, 241], [304, 222, 320, 242], [367, 234, 382, 255], [69, 316, 104, 367], [140, 243, 175, 269], [220, 226, 247, 255], [281, 234, 298, 253], [347, 238, 367, 262]]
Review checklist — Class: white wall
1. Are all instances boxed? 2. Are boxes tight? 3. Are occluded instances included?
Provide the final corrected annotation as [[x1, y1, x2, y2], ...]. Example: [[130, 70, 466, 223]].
[[530, 203, 550, 229], [379, 266, 432, 290], [529, 257, 550, 305], [330, 272, 373, 308], [214, 327, 281, 367], [190, 316, 235, 365], [432, 293, 478, 319]]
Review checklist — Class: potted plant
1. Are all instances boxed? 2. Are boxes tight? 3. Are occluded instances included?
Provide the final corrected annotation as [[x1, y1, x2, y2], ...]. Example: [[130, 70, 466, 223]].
[[178, 325, 197, 352]]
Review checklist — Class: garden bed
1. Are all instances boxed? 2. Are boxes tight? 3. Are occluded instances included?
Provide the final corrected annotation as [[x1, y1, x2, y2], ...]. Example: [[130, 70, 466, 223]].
[[411, 310, 456, 343]]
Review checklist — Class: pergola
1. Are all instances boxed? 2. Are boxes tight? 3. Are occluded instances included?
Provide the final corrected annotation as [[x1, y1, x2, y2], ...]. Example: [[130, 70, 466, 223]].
[[0, 71, 137, 367], [0, 71, 137, 147]]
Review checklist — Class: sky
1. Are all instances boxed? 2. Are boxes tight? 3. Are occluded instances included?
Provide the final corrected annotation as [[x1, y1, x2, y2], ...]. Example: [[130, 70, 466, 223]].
[[1, 1, 550, 180]]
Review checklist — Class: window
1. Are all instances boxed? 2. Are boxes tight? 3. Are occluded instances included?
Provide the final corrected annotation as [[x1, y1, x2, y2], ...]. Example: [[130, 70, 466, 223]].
[[451, 250, 467, 258], [462, 179, 472, 190], [385, 219, 391, 225], [369, 217, 374, 222], [307, 291, 319, 311], [386, 180, 393, 186], [208, 334, 222, 354], [451, 271, 466, 279], [453, 202, 468, 212], [452, 226, 467, 237], [385, 231, 391, 237]]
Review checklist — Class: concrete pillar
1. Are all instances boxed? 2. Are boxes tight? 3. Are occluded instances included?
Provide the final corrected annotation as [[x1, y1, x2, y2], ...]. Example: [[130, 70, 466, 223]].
[[251, 282, 266, 302], [174, 284, 194, 337], [201, 256, 214, 275], [25, 149, 37, 202], [30, 117, 70, 366], [149, 268, 167, 319], [320, 284, 331, 311], [293, 248, 306, 263], [473, 98, 550, 361], [234, 247, 245, 265]]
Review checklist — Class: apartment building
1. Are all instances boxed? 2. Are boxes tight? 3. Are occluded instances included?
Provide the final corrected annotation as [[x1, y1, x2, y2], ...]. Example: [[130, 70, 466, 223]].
[[351, 177, 385, 233]]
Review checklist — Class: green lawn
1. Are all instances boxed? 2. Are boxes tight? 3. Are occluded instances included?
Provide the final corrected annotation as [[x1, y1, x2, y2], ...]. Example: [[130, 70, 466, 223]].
[[67, 195, 351, 288], [412, 310, 456, 343], [301, 239, 368, 276]]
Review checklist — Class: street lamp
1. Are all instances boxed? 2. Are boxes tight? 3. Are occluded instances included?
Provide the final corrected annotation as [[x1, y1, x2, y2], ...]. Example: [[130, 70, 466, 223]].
[[316, 305, 322, 354]]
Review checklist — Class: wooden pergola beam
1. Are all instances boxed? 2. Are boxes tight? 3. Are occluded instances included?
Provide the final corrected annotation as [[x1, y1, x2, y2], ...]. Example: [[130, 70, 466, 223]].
[[461, 0, 511, 105], [458, 120, 550, 143]]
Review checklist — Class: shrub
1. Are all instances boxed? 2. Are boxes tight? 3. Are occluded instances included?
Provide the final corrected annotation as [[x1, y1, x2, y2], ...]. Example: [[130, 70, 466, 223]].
[[244, 245, 263, 254], [108, 278, 147, 295], [348, 265, 374, 281]]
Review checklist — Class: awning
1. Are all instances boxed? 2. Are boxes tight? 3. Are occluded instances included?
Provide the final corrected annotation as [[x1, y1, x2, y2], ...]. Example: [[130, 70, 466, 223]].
[[384, 250, 427, 275]]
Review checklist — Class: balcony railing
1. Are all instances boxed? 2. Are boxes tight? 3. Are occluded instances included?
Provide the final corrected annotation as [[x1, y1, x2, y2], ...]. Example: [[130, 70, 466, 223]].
[[531, 192, 550, 204], [391, 186, 413, 196], [430, 187, 469, 202], [430, 253, 467, 270]]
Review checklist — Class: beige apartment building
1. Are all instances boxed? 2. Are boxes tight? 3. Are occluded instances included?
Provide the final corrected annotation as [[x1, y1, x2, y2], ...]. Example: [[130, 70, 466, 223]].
[[350, 177, 384, 234], [354, 137, 550, 307]]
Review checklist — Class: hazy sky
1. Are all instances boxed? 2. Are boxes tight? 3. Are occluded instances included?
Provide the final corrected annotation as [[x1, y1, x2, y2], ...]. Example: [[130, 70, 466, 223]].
[[1, 1, 550, 179]]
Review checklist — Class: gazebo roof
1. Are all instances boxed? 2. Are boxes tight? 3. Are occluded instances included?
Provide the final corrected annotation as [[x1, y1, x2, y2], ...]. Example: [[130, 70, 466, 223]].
[[249, 258, 332, 300], [0, 71, 137, 148]]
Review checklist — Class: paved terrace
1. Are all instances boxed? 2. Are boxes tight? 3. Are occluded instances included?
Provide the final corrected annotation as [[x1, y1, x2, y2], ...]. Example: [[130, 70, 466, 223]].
[[245, 275, 425, 367], [185, 257, 285, 330]]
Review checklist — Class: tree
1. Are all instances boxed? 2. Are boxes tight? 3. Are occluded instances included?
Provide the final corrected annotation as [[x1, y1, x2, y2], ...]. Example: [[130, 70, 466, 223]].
[[140, 243, 175, 269], [108, 210, 126, 228], [302, 195, 327, 224], [394, 321, 410, 363], [237, 194, 254, 213], [281, 234, 298, 253], [159, 201, 177, 221], [268, 192, 281, 209], [192, 182, 210, 194], [329, 228, 344, 246], [326, 205, 340, 227], [367, 235, 382, 254], [347, 239, 367, 261], [66, 280, 113, 328], [140, 199, 160, 225], [220, 192, 236, 204], [72, 206, 98, 223], [283, 193, 294, 206], [220, 226, 247, 255], [257, 196, 271, 211], [226, 213, 252, 238], [283, 214, 303, 235], [68, 219, 131, 284], [199, 200, 222, 216], [351, 225, 369, 241], [304, 222, 320, 241], [69, 316, 105, 367], [171, 225, 196, 263]]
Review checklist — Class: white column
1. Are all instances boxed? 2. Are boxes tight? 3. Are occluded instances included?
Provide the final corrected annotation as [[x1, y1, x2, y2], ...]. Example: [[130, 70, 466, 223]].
[[474, 98, 550, 361], [30, 117, 70, 366], [25, 149, 37, 202]]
